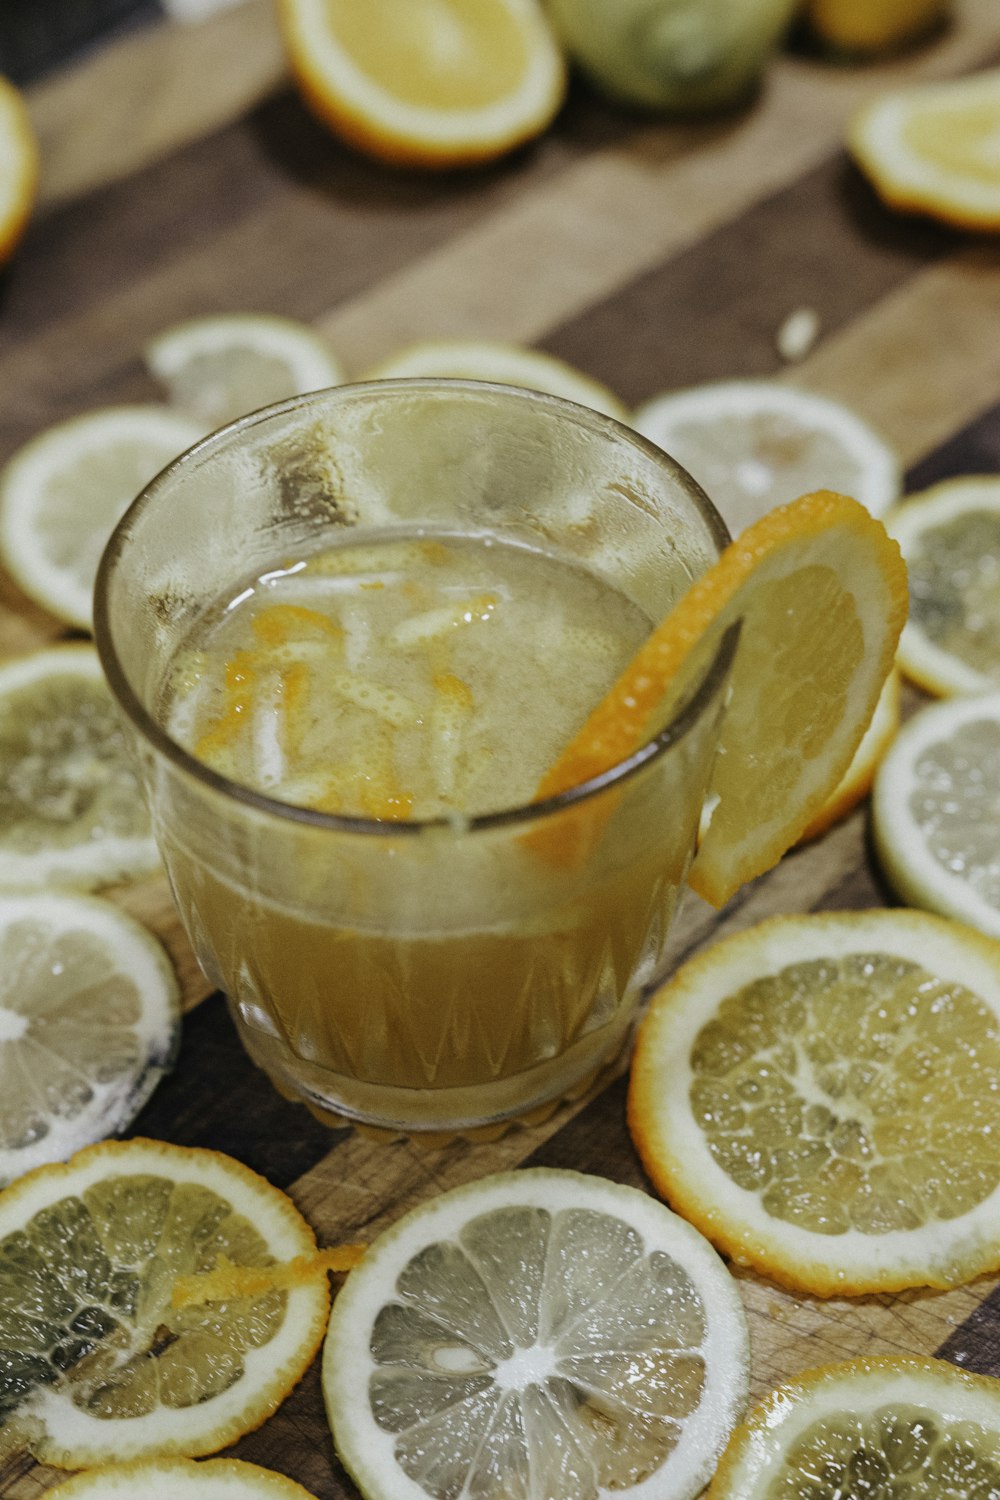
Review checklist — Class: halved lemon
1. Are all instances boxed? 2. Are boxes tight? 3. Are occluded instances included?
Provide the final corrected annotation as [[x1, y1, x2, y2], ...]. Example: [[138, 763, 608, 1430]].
[[0, 407, 203, 630], [798, 666, 900, 842], [545, 0, 798, 114], [632, 381, 901, 536], [366, 339, 628, 419], [536, 491, 907, 907], [708, 1356, 1000, 1498], [0, 1138, 329, 1467], [0, 77, 38, 266], [629, 908, 1000, 1296], [275, 0, 566, 168], [0, 644, 159, 892], [803, 0, 949, 54], [886, 475, 1000, 696], [323, 1168, 749, 1500], [849, 67, 1000, 230], [48, 1456, 322, 1498], [0, 891, 179, 1187], [873, 692, 1000, 940], [145, 314, 346, 431]]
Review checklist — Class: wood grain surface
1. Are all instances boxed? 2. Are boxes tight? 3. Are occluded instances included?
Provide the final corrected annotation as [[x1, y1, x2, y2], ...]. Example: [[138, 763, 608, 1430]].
[[3, 2, 1000, 1494]]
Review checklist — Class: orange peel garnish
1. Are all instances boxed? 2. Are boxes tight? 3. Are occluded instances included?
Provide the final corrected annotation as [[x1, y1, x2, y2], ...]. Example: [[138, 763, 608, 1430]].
[[172, 1246, 366, 1310]]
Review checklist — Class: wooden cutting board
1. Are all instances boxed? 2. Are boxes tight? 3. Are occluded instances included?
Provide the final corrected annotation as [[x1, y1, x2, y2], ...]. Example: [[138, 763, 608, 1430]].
[[3, 2, 1000, 1493]]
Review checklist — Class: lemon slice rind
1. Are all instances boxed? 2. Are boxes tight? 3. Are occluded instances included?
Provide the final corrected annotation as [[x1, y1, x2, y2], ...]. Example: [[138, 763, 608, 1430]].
[[632, 381, 901, 536], [0, 644, 160, 891], [0, 891, 180, 1186], [366, 340, 628, 420], [0, 1138, 329, 1467], [887, 476, 1000, 697], [0, 77, 38, 265], [707, 1355, 1000, 1498], [47, 1456, 322, 1498], [872, 692, 1000, 940], [0, 406, 204, 631], [145, 314, 346, 429], [629, 909, 1000, 1296], [798, 666, 900, 841], [324, 1168, 749, 1500]]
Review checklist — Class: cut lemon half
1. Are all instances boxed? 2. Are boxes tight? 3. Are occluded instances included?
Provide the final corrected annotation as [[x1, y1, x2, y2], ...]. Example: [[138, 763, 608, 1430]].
[[0, 406, 203, 630], [629, 908, 1000, 1296], [886, 476, 1000, 697], [0, 1138, 329, 1467], [275, 0, 566, 169], [873, 692, 1000, 940], [632, 381, 901, 536], [798, 666, 900, 842], [0, 891, 179, 1187], [48, 1456, 322, 1498], [537, 490, 907, 907], [708, 1355, 1000, 1498], [0, 77, 38, 266], [365, 339, 628, 419], [804, 0, 949, 55], [0, 644, 159, 891], [323, 1168, 749, 1500], [849, 67, 1000, 230], [145, 314, 346, 431]]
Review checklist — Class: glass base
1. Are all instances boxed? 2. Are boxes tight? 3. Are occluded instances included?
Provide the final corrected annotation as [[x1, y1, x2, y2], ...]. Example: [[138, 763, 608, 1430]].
[[227, 995, 636, 1143]]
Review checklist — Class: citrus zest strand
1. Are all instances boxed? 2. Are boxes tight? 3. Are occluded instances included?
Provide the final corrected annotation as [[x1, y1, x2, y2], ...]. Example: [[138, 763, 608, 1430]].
[[172, 1246, 367, 1310]]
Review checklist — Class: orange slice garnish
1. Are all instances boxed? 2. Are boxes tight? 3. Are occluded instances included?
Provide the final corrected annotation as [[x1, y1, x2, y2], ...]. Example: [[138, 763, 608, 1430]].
[[536, 490, 907, 907]]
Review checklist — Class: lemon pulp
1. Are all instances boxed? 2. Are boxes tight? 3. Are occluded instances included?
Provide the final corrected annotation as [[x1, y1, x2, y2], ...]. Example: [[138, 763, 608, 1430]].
[[902, 717, 1000, 916], [905, 511, 1000, 686], [690, 950, 1000, 1237], [771, 1406, 1000, 1496], [321, 0, 529, 109], [0, 1177, 282, 1452], [367, 1203, 709, 1493]]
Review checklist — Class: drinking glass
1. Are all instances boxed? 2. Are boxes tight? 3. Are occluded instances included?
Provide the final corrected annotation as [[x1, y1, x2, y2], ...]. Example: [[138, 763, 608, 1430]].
[[95, 380, 733, 1139]]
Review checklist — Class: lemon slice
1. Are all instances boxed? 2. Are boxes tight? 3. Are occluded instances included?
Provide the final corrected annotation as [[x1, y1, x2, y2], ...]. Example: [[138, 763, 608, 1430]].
[[849, 67, 1000, 230], [708, 1355, 1000, 1498], [872, 692, 1000, 940], [323, 1168, 749, 1500], [48, 1456, 322, 1498], [0, 406, 203, 630], [145, 314, 346, 431], [0, 891, 179, 1187], [629, 908, 1000, 1296], [536, 491, 907, 907], [0, 1138, 329, 1467], [798, 666, 900, 842], [632, 381, 901, 536], [886, 476, 1000, 697], [545, 0, 798, 113], [366, 339, 628, 419], [0, 77, 38, 266], [275, 0, 566, 169], [0, 644, 159, 892], [803, 0, 949, 55]]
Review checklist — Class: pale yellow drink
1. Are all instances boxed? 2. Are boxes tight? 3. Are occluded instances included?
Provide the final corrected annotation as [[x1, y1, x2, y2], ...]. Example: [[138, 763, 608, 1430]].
[[95, 381, 731, 1137]]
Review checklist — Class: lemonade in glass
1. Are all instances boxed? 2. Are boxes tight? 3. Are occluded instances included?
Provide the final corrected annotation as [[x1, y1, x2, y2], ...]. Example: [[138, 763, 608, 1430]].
[[95, 381, 732, 1137]]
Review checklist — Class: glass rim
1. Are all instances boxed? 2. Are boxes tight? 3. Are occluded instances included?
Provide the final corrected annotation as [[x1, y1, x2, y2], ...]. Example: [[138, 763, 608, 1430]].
[[94, 377, 735, 838]]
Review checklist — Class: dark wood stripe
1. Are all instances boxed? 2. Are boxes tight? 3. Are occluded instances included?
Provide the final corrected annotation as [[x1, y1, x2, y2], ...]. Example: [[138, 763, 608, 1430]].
[[0, 79, 629, 456], [541, 153, 960, 406], [905, 394, 1000, 490], [936, 1288, 1000, 1377], [127, 992, 346, 1190]]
